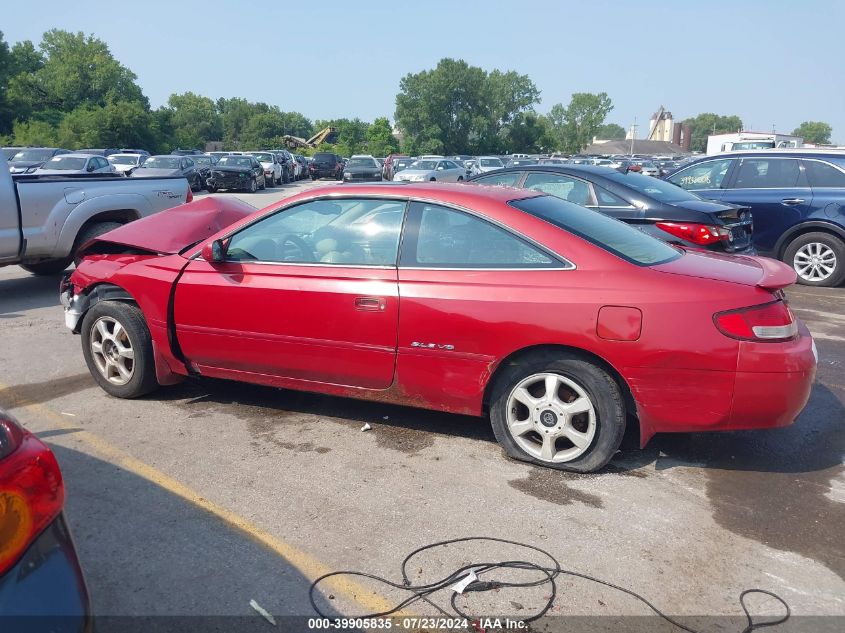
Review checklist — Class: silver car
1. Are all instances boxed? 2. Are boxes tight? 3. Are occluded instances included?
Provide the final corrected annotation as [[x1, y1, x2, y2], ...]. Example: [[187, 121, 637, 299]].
[[33, 153, 116, 176], [107, 153, 147, 175], [393, 158, 466, 182], [471, 156, 505, 176], [632, 160, 660, 177]]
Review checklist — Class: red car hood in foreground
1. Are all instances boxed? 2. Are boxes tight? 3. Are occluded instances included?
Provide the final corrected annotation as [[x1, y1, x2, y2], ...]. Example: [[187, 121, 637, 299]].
[[653, 249, 797, 290], [85, 196, 257, 255]]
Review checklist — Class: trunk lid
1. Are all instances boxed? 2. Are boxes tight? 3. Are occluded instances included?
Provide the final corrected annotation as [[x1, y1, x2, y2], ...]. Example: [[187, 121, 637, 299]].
[[652, 249, 796, 290]]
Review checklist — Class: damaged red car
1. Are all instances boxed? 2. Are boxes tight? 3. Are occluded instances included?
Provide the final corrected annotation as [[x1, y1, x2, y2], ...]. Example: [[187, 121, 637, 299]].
[[60, 184, 817, 472]]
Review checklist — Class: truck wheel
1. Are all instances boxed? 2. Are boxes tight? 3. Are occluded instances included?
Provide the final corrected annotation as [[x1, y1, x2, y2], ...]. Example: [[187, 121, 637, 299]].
[[72, 222, 123, 265], [488, 352, 626, 473], [20, 258, 73, 275], [784, 232, 845, 287], [81, 301, 159, 398]]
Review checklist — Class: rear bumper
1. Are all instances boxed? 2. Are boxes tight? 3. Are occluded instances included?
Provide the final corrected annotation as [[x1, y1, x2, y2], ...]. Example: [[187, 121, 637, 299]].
[[627, 322, 817, 444], [0, 513, 92, 632]]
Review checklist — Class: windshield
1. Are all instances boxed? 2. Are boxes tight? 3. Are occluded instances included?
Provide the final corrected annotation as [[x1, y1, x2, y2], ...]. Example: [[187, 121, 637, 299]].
[[141, 157, 180, 169], [41, 157, 88, 170], [217, 157, 253, 168], [634, 161, 656, 168], [348, 158, 378, 167], [480, 158, 503, 167], [193, 157, 211, 165], [510, 195, 681, 266], [411, 160, 438, 170], [252, 153, 274, 162], [602, 171, 702, 203], [3, 148, 20, 160], [109, 155, 141, 165], [13, 149, 55, 162]]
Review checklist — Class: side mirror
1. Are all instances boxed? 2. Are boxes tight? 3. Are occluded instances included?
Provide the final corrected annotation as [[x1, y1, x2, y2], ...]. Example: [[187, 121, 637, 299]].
[[202, 239, 227, 262]]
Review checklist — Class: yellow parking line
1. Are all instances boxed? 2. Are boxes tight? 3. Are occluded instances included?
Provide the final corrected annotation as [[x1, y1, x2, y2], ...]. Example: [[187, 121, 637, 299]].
[[0, 383, 400, 617]]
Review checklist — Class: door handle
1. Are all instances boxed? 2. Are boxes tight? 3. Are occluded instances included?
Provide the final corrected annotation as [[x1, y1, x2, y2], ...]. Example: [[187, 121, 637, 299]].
[[354, 296, 385, 311], [781, 198, 805, 205]]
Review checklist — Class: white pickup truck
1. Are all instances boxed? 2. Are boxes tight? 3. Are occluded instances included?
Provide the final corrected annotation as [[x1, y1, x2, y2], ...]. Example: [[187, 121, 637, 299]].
[[0, 162, 192, 275]]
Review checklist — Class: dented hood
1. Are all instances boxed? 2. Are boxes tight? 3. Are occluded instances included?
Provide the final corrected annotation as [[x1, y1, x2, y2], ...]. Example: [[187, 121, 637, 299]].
[[89, 196, 257, 255]]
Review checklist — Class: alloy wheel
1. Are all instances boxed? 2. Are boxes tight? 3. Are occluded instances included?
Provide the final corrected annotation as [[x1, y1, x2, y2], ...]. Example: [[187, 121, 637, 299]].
[[794, 242, 837, 282], [90, 316, 135, 386], [506, 372, 596, 463]]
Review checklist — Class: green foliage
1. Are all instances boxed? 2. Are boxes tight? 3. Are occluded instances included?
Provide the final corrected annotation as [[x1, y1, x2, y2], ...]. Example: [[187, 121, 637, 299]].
[[502, 112, 555, 154], [11, 119, 58, 146], [395, 58, 540, 155], [682, 113, 743, 152], [595, 123, 626, 140], [547, 92, 613, 154], [164, 92, 222, 150], [792, 121, 832, 145], [366, 117, 398, 157]]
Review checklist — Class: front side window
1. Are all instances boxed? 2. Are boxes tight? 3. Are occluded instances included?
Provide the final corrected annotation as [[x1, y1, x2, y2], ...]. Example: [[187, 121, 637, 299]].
[[524, 172, 594, 206], [406, 202, 558, 268], [226, 198, 406, 266], [474, 172, 522, 186], [668, 159, 734, 190], [511, 195, 681, 266], [732, 158, 802, 189]]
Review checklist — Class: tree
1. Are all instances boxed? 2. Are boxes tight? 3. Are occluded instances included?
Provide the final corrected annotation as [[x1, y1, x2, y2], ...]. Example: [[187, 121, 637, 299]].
[[365, 117, 398, 156], [501, 112, 555, 154], [595, 123, 626, 140], [395, 58, 539, 155], [10, 119, 57, 146], [55, 101, 162, 151], [792, 121, 832, 145], [682, 113, 743, 153], [8, 30, 147, 121], [547, 92, 613, 154], [164, 92, 222, 150]]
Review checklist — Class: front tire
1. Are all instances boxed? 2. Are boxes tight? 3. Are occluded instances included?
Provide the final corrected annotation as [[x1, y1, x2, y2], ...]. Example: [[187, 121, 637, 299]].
[[80, 301, 159, 398], [489, 352, 625, 472], [784, 232, 845, 287], [248, 178, 258, 193]]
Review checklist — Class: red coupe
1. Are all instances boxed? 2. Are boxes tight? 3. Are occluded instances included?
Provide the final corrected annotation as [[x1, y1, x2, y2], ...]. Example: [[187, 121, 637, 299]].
[[61, 183, 817, 472]]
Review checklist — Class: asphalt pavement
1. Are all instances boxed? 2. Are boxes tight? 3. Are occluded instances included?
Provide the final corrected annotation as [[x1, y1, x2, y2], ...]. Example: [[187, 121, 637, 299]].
[[0, 179, 842, 631]]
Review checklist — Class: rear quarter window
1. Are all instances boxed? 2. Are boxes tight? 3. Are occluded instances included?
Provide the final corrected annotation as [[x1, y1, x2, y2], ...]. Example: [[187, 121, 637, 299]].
[[510, 195, 681, 266]]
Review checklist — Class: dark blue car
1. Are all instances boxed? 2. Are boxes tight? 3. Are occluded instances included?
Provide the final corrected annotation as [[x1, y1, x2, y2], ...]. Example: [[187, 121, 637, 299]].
[[667, 150, 845, 286]]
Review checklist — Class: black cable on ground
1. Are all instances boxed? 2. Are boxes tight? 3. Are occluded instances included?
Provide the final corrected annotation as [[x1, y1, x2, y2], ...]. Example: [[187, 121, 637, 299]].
[[308, 536, 791, 633]]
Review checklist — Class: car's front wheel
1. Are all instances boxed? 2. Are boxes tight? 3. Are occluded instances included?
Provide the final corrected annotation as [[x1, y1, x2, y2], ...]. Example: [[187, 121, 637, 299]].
[[80, 301, 159, 398], [784, 232, 845, 287], [489, 352, 625, 472]]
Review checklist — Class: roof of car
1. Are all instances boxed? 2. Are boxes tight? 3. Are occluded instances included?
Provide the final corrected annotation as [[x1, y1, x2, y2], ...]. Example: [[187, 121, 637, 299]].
[[696, 149, 845, 159], [47, 153, 96, 159], [284, 182, 544, 205]]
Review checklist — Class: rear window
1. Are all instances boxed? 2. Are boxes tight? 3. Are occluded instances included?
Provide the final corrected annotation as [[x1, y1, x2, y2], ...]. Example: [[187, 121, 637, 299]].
[[510, 195, 681, 266], [313, 153, 336, 162], [603, 170, 702, 203]]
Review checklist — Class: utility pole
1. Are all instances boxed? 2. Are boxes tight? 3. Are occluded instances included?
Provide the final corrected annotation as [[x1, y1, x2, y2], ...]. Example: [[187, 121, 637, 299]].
[[630, 117, 637, 157]]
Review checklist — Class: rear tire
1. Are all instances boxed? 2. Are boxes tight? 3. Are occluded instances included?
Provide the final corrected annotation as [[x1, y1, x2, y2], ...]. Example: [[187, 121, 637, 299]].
[[249, 178, 257, 193], [488, 352, 625, 472], [80, 301, 159, 398], [72, 221, 123, 265], [783, 232, 845, 287]]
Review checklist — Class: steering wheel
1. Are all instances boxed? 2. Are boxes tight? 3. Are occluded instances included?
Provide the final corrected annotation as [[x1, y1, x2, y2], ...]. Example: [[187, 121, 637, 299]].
[[278, 234, 315, 262]]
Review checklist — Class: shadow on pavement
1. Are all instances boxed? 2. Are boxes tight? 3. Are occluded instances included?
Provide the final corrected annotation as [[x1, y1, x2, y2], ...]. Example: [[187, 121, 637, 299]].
[[47, 442, 344, 631]]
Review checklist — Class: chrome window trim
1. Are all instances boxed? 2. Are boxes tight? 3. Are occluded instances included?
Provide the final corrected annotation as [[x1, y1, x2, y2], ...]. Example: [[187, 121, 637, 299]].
[[189, 191, 576, 270], [399, 266, 575, 272]]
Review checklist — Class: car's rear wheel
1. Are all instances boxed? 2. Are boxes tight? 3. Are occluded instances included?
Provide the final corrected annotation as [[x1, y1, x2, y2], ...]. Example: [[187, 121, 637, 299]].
[[248, 178, 257, 193], [81, 301, 159, 398], [20, 258, 73, 275], [784, 232, 845, 287], [489, 352, 625, 472], [266, 174, 274, 188]]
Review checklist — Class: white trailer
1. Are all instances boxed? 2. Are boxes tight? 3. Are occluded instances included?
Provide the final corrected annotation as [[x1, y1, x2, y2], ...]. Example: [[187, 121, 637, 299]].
[[706, 132, 803, 155]]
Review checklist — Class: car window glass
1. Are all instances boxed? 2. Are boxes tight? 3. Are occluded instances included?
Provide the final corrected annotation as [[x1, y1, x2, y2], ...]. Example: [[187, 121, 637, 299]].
[[523, 172, 593, 206], [409, 203, 558, 268], [733, 158, 801, 189], [474, 172, 522, 186], [803, 160, 845, 188], [226, 199, 405, 266], [594, 186, 631, 207], [668, 159, 733, 190]]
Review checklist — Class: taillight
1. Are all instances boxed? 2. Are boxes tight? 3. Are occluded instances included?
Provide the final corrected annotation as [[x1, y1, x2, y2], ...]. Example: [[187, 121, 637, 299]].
[[714, 300, 798, 342], [0, 414, 64, 575], [185, 188, 193, 203], [656, 221, 730, 246]]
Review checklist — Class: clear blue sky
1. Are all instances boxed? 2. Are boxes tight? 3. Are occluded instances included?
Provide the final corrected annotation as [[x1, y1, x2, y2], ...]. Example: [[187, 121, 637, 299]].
[[4, 0, 844, 142]]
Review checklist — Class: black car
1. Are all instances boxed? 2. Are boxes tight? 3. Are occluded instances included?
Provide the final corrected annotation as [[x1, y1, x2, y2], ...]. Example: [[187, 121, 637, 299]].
[[131, 155, 205, 191], [207, 155, 266, 193], [469, 165, 754, 254], [8, 148, 71, 174], [309, 152, 344, 180], [342, 155, 383, 182], [190, 154, 217, 183], [0, 411, 92, 631]]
